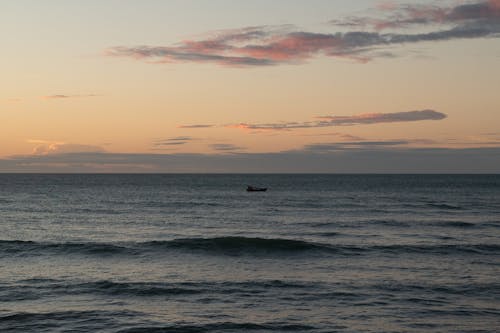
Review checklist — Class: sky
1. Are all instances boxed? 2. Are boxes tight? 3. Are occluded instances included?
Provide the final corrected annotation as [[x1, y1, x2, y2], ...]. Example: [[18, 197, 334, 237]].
[[1, 0, 500, 172]]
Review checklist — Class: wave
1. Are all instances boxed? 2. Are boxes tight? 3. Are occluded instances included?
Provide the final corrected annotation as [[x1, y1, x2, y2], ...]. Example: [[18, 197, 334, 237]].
[[117, 322, 316, 333], [368, 219, 489, 229], [1, 238, 327, 258], [0, 310, 141, 331], [0, 279, 314, 302], [143, 237, 326, 253], [0, 240, 133, 256], [0, 281, 200, 302], [426, 203, 463, 210], [4, 277, 500, 307], [0, 309, 316, 332], [366, 244, 500, 255], [372, 282, 500, 296], [0, 310, 128, 322], [440, 221, 477, 228], [2, 238, 500, 258], [148, 240, 500, 256], [368, 219, 411, 227], [316, 232, 342, 237]]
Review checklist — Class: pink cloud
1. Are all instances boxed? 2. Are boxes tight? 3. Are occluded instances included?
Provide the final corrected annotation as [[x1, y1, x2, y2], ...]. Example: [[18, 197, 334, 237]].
[[339, 0, 500, 31], [235, 32, 342, 61], [377, 1, 398, 11], [107, 1, 500, 67]]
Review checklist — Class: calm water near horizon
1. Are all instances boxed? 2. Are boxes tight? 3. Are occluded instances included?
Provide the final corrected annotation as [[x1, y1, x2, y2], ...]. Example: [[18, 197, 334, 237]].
[[1, 174, 499, 332]]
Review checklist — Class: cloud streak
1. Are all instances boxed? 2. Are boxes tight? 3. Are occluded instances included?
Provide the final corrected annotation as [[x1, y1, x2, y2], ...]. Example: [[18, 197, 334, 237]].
[[227, 110, 446, 131], [334, 0, 500, 30], [31, 143, 106, 155], [106, 1, 500, 66], [302, 140, 412, 152], [317, 109, 446, 125], [43, 94, 99, 100], [177, 124, 215, 129], [153, 136, 195, 147], [210, 143, 246, 152]]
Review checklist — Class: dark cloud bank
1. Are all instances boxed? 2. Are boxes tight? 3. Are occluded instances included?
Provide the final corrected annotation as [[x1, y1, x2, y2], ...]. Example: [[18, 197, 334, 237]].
[[1, 148, 499, 173], [107, 1, 500, 66]]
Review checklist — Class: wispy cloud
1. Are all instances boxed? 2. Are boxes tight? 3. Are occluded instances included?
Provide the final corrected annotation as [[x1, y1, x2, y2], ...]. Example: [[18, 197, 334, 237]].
[[177, 124, 215, 129], [42, 94, 99, 100], [106, 1, 500, 67], [156, 142, 186, 146], [302, 132, 366, 141], [333, 0, 500, 30], [210, 143, 246, 152], [301, 138, 440, 152], [31, 142, 105, 155], [43, 95, 72, 99], [302, 140, 411, 152], [106, 26, 282, 67], [153, 136, 195, 147], [317, 109, 447, 125], [227, 110, 446, 131]]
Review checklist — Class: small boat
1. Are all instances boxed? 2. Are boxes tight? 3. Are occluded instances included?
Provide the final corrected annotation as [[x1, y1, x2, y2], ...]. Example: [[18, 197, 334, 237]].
[[246, 185, 267, 192]]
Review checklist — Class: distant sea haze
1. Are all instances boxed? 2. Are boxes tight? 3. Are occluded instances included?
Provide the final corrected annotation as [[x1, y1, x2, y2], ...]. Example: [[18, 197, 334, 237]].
[[1, 174, 499, 332], [2, 147, 500, 173]]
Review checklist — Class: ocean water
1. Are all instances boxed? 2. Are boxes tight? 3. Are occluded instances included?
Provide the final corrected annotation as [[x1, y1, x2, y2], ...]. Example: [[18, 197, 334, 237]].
[[0, 174, 499, 332]]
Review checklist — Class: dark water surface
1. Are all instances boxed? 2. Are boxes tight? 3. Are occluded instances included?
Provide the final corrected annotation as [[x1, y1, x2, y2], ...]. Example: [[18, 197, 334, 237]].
[[0, 174, 499, 332]]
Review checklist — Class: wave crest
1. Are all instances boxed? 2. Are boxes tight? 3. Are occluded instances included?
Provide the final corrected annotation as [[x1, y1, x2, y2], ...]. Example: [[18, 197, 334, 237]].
[[145, 237, 327, 253], [2, 238, 500, 258]]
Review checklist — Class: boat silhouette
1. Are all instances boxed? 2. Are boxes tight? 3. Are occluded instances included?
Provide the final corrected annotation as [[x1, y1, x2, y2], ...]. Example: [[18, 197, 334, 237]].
[[246, 185, 267, 192]]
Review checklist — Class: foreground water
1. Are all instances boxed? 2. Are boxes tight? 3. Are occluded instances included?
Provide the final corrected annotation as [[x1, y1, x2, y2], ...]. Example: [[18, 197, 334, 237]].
[[0, 174, 499, 332]]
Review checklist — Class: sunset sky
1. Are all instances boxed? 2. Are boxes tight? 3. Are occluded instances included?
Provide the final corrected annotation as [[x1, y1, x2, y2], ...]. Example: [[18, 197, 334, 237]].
[[1, 0, 500, 172]]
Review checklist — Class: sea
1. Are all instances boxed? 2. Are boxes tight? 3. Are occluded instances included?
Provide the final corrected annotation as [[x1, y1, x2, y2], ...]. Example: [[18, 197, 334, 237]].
[[0, 174, 499, 332]]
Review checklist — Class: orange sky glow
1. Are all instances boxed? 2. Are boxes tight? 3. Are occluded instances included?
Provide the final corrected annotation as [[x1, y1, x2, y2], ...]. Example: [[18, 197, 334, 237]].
[[1, 0, 499, 172]]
